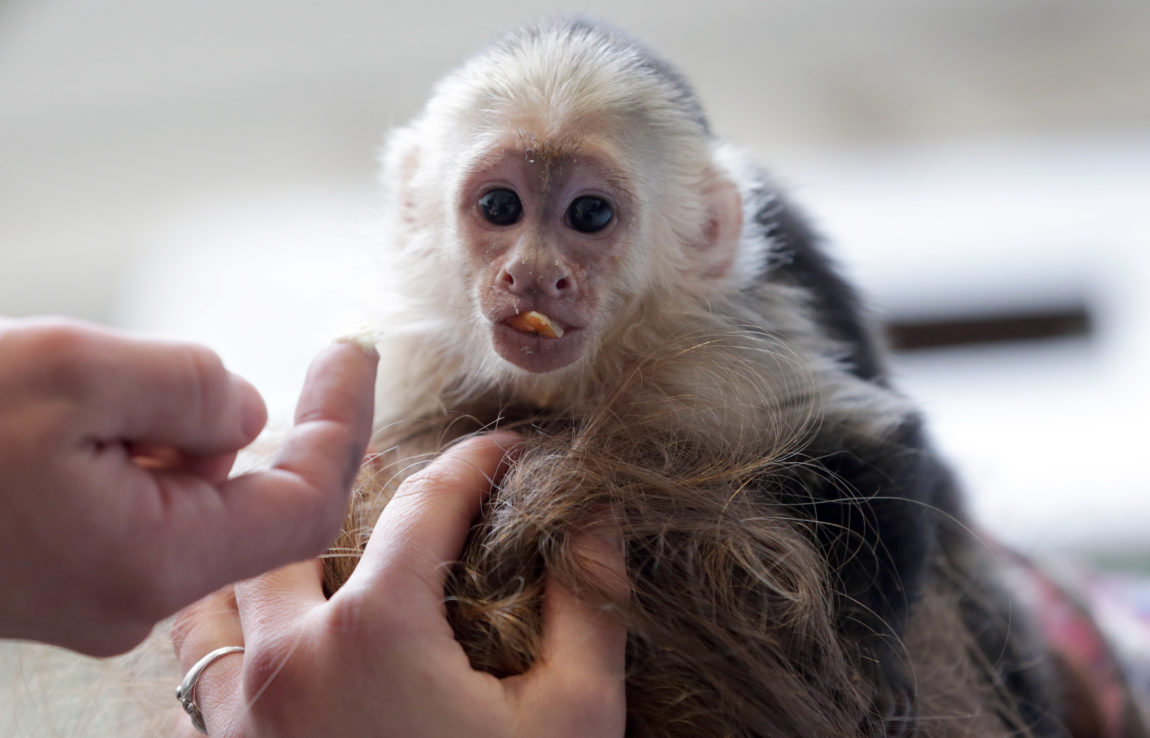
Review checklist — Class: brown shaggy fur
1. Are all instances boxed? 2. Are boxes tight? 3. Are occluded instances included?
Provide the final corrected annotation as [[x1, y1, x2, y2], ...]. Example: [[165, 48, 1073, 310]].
[[321, 293, 1083, 737]]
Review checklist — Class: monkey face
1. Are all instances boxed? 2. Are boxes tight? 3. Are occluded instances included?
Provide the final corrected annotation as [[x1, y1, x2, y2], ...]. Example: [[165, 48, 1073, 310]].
[[380, 41, 745, 389], [457, 133, 636, 374]]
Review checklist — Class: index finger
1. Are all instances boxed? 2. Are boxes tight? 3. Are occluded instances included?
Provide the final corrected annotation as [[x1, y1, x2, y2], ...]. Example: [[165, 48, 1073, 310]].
[[11, 319, 268, 455], [506, 533, 628, 735], [149, 340, 379, 605], [207, 339, 379, 573]]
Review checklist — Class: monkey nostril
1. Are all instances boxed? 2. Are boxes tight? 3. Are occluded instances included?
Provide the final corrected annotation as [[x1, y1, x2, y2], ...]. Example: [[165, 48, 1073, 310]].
[[555, 276, 570, 292], [500, 270, 515, 287]]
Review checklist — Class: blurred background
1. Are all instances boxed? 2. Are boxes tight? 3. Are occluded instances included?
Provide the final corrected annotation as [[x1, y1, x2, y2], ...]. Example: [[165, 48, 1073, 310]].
[[1, 0, 1148, 733], [2, 0, 1148, 556], [1, 0, 1148, 621]]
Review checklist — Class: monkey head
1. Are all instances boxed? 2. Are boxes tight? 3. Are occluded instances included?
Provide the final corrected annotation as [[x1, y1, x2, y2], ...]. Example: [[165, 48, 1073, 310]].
[[376, 23, 748, 397]]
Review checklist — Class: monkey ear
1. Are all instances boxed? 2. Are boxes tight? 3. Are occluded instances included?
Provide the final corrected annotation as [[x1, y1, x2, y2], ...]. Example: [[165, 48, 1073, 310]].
[[380, 127, 424, 231], [395, 144, 422, 230], [696, 168, 743, 280]]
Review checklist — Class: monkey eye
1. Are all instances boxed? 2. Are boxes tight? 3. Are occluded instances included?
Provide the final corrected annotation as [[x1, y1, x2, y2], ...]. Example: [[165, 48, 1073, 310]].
[[566, 196, 613, 234], [478, 188, 523, 226]]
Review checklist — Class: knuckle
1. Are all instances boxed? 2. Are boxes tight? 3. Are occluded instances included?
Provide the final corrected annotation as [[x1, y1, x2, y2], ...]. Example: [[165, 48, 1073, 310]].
[[21, 319, 96, 358], [169, 606, 200, 654], [180, 343, 230, 418], [183, 342, 227, 387], [11, 320, 106, 395], [293, 407, 341, 426], [240, 635, 304, 704], [240, 644, 281, 696], [325, 584, 406, 643], [322, 593, 369, 641], [391, 437, 506, 503], [169, 590, 232, 659], [393, 463, 456, 502]]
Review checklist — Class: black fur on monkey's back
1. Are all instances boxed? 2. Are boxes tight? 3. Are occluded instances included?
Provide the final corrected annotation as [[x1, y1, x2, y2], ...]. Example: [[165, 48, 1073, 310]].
[[327, 18, 1133, 738]]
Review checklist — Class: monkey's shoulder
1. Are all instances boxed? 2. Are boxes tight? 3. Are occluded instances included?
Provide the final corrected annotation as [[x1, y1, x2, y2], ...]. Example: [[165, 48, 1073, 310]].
[[737, 171, 890, 385]]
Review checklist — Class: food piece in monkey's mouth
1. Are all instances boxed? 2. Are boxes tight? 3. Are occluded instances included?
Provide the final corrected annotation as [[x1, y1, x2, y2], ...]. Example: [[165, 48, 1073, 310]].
[[506, 310, 565, 339]]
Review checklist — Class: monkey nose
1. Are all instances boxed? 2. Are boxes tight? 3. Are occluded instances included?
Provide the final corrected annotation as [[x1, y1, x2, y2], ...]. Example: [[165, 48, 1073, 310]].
[[498, 265, 575, 297]]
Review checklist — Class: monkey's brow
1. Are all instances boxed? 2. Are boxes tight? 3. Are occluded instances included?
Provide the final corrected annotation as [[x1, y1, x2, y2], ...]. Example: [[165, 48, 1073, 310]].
[[599, 168, 638, 204], [465, 145, 637, 203]]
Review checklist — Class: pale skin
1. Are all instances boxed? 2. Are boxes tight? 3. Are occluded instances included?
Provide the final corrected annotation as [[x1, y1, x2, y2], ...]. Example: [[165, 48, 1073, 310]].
[[0, 316, 378, 656], [170, 434, 627, 738]]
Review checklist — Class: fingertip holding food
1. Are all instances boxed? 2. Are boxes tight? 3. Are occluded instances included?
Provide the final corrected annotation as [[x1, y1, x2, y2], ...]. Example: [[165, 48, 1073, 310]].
[[335, 327, 383, 356]]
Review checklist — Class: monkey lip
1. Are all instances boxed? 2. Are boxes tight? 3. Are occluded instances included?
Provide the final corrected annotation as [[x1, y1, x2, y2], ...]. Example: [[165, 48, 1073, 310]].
[[491, 312, 585, 373]]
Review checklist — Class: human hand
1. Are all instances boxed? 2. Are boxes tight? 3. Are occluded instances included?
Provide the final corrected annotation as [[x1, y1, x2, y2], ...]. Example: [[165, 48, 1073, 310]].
[[0, 318, 378, 656], [171, 434, 628, 738]]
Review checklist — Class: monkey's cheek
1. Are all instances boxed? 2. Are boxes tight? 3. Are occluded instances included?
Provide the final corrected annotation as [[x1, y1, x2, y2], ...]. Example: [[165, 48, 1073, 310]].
[[491, 322, 586, 373]]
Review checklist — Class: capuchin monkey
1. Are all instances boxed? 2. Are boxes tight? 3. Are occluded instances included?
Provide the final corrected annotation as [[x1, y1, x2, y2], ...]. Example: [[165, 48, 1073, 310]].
[[321, 19, 1145, 738]]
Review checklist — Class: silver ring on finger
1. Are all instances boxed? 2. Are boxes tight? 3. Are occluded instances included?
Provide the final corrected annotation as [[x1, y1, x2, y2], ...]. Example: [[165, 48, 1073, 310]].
[[176, 645, 245, 734]]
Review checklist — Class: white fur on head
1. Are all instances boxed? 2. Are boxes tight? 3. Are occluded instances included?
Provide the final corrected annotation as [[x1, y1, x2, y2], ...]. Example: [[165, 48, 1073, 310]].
[[371, 20, 756, 418]]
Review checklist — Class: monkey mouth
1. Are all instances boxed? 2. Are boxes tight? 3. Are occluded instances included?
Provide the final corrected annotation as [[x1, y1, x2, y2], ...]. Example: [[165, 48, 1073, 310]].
[[492, 310, 584, 373]]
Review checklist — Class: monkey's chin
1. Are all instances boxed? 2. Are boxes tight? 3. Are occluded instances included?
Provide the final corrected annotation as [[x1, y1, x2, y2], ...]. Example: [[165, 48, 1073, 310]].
[[492, 322, 585, 374]]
